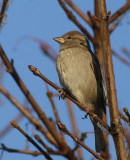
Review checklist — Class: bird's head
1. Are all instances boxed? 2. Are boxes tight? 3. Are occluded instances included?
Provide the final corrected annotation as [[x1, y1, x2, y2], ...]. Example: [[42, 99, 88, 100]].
[[53, 31, 90, 50]]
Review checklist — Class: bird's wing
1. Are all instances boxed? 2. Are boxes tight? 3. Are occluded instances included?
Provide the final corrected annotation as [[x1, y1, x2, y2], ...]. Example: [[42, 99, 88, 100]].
[[90, 51, 106, 113], [80, 42, 106, 112]]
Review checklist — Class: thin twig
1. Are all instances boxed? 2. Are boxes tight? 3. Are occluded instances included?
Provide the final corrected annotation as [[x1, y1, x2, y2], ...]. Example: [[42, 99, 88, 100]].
[[0, 144, 41, 156], [34, 134, 66, 155], [0, 45, 67, 149], [47, 91, 60, 122], [0, 0, 9, 26], [66, 99, 83, 160], [10, 121, 53, 160], [123, 107, 130, 121], [64, 0, 93, 27], [109, 15, 124, 34], [119, 112, 130, 126], [112, 49, 130, 67], [0, 61, 5, 84], [0, 113, 23, 139], [66, 100, 78, 137], [47, 91, 66, 143], [0, 85, 58, 147], [57, 122, 105, 160], [29, 37, 57, 62], [0, 43, 77, 160], [58, 0, 95, 44], [87, 11, 99, 29], [28, 65, 110, 132], [123, 129, 130, 151], [106, 102, 130, 126], [109, 1, 130, 24], [122, 48, 130, 59]]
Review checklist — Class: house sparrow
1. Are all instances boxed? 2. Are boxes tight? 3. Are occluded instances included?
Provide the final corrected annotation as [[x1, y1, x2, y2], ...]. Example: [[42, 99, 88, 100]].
[[54, 31, 106, 153]]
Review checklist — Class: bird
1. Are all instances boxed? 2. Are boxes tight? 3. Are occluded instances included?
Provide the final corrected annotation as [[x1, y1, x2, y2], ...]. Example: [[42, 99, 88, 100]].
[[53, 31, 106, 153]]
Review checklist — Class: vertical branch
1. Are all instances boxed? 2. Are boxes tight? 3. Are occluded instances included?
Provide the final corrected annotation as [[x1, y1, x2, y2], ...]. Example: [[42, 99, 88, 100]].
[[97, 0, 127, 160], [93, 0, 104, 69], [66, 99, 83, 160], [93, 1, 110, 159], [47, 91, 66, 143]]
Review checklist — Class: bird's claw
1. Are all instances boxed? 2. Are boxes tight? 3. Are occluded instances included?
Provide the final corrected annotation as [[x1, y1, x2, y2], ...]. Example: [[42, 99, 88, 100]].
[[57, 88, 66, 100], [82, 111, 88, 119]]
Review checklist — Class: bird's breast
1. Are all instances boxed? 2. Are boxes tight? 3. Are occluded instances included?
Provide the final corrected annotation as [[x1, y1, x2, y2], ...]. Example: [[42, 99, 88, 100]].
[[56, 48, 98, 110]]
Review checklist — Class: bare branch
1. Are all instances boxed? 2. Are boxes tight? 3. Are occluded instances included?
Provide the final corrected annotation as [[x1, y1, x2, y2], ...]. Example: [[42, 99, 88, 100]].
[[119, 112, 130, 126], [66, 99, 83, 160], [34, 134, 65, 155], [109, 1, 130, 24], [28, 65, 110, 132], [0, 45, 67, 149], [122, 48, 130, 59], [0, 85, 58, 146], [112, 49, 130, 67], [66, 100, 77, 136], [58, 0, 95, 44], [87, 11, 100, 29], [106, 102, 130, 126], [0, 61, 5, 84], [10, 121, 53, 160], [47, 91, 66, 142], [29, 37, 57, 62], [57, 122, 105, 160], [123, 107, 130, 121], [0, 144, 41, 156], [123, 129, 130, 150], [97, 0, 127, 159], [0, 0, 9, 27], [0, 113, 23, 139], [109, 15, 124, 34], [64, 0, 93, 27]]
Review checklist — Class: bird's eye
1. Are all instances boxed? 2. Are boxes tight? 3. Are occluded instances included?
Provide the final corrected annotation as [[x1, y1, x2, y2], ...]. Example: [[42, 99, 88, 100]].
[[68, 36, 71, 39]]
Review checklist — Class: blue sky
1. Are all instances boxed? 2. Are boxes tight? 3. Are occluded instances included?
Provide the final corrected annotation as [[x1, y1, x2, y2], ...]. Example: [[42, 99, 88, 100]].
[[0, 0, 130, 160]]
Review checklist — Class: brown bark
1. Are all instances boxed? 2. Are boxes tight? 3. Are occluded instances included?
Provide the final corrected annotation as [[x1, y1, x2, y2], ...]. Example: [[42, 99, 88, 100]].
[[97, 0, 127, 159], [0, 45, 64, 149], [58, 0, 95, 44], [11, 121, 53, 160], [66, 99, 83, 160], [93, 1, 110, 159], [0, 0, 9, 26], [0, 85, 58, 147], [109, 1, 130, 24], [0, 45, 78, 160], [28, 65, 110, 132]]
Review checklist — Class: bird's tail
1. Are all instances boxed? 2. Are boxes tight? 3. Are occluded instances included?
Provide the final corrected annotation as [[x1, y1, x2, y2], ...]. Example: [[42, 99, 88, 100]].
[[93, 120, 106, 153]]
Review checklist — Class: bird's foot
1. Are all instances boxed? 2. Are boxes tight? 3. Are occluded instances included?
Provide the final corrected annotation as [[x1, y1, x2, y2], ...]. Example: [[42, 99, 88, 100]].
[[57, 88, 66, 100], [82, 109, 89, 119]]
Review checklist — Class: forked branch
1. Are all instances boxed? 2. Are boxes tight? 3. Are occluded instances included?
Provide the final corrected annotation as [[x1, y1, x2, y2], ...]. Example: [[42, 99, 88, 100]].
[[58, 0, 95, 44], [10, 121, 53, 160]]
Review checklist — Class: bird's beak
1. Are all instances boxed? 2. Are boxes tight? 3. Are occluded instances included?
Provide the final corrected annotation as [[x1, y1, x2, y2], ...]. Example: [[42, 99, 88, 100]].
[[53, 37, 65, 44]]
